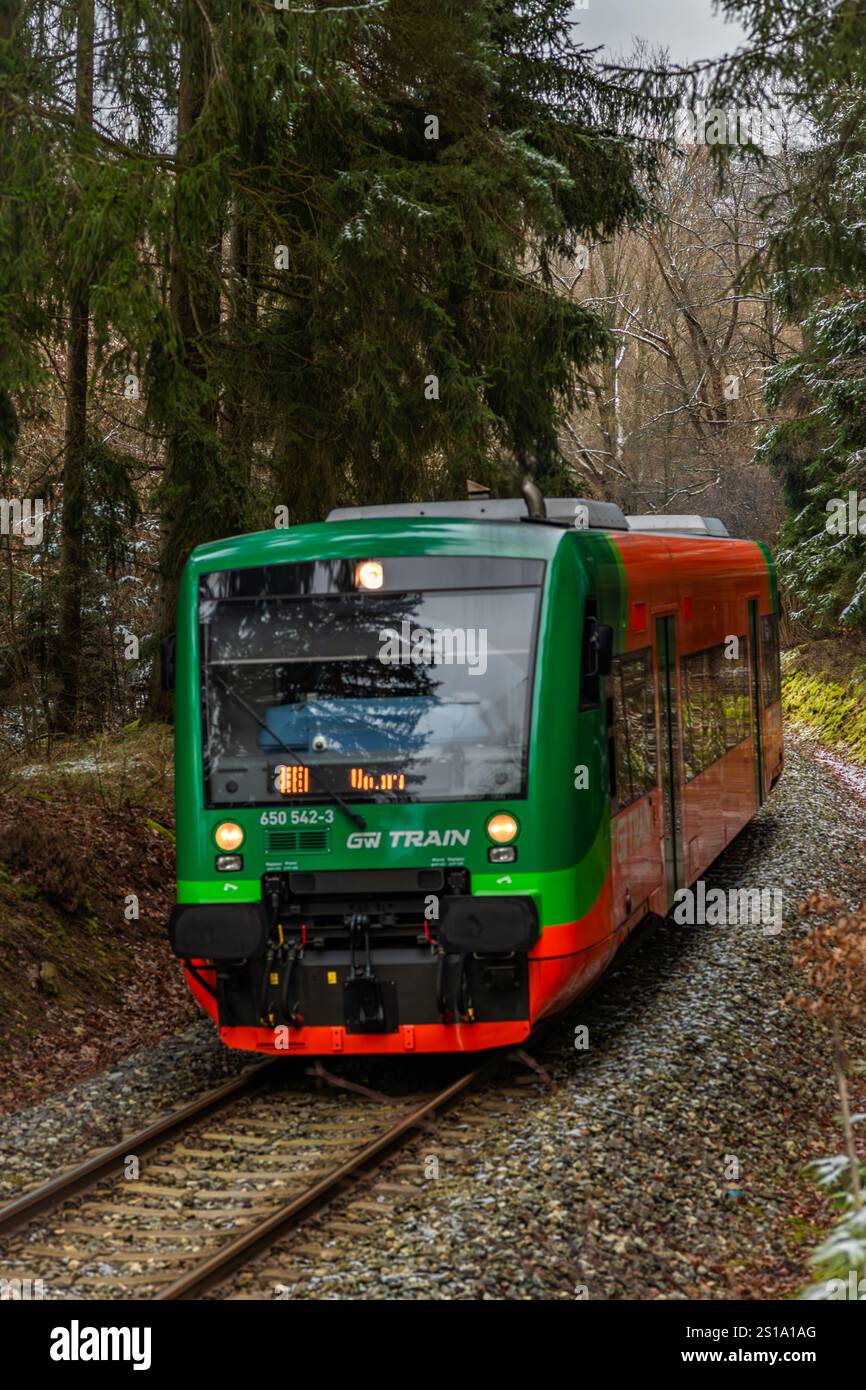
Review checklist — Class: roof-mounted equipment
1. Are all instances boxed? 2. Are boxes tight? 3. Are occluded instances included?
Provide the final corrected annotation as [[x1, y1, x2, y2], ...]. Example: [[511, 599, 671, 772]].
[[326, 494, 629, 531], [626, 514, 730, 538]]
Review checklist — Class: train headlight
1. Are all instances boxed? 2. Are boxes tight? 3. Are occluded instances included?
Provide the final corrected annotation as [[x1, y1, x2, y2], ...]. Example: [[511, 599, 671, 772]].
[[214, 821, 244, 852], [488, 845, 517, 864], [355, 560, 384, 590], [486, 812, 518, 844]]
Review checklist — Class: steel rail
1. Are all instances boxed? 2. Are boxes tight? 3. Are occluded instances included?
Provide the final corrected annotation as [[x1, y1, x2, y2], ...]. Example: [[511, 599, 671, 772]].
[[155, 1061, 489, 1300], [0, 1061, 278, 1239]]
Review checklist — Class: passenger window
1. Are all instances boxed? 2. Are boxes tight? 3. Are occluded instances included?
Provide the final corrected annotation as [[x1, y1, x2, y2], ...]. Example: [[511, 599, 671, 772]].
[[718, 637, 750, 750], [681, 648, 706, 780], [609, 649, 657, 810], [681, 637, 749, 781]]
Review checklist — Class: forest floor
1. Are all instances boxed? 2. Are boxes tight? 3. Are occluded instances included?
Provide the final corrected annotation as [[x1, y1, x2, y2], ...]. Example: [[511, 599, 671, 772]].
[[0, 723, 196, 1114]]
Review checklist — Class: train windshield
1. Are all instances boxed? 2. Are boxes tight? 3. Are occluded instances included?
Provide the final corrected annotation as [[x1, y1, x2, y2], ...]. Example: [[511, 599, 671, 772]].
[[199, 557, 542, 807]]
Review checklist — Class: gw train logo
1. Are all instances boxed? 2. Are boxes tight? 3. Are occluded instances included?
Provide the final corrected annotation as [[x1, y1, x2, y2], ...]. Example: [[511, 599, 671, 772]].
[[347, 829, 471, 849]]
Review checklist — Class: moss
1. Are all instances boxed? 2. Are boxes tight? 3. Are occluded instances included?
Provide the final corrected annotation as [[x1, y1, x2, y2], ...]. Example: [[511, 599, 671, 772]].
[[785, 1213, 825, 1248], [782, 668, 866, 765], [143, 817, 176, 842]]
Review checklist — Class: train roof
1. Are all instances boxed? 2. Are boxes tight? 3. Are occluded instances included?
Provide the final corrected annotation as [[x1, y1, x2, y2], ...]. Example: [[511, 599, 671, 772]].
[[186, 489, 746, 575], [326, 499, 732, 538], [326, 498, 631, 530]]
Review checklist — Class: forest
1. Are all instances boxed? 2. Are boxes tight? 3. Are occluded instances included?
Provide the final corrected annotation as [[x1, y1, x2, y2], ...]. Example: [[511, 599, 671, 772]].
[[1, 0, 865, 747]]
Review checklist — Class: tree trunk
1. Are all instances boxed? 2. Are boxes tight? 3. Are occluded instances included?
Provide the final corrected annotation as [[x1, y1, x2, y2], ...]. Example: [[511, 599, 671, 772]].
[[55, 0, 94, 734], [148, 0, 221, 721], [223, 200, 255, 495]]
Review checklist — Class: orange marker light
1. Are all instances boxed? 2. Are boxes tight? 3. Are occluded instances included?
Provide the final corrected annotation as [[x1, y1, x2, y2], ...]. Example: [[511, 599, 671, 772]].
[[486, 812, 518, 844], [355, 560, 384, 590], [214, 821, 244, 852]]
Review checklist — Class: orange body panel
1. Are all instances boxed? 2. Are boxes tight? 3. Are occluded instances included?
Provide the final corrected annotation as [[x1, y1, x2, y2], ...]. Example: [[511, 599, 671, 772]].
[[608, 532, 781, 925]]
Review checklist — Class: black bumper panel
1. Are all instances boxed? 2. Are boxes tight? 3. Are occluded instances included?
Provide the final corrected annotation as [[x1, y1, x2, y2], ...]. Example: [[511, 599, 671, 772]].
[[438, 895, 539, 954], [170, 891, 538, 1030], [168, 902, 271, 960], [216, 946, 530, 1029]]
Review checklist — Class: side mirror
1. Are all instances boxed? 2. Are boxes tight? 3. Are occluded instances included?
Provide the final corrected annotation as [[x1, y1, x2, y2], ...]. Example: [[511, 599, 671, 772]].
[[585, 619, 613, 679], [161, 633, 176, 692]]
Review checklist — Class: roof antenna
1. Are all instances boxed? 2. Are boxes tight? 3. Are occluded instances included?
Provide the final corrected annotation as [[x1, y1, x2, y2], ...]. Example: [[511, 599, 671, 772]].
[[521, 477, 546, 521]]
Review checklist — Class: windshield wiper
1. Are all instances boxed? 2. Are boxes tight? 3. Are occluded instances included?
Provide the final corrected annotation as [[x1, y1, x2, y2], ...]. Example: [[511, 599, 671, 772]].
[[209, 670, 366, 831]]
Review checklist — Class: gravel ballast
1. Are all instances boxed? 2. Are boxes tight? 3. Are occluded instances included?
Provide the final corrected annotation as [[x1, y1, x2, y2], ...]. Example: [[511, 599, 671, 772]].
[[0, 737, 861, 1299]]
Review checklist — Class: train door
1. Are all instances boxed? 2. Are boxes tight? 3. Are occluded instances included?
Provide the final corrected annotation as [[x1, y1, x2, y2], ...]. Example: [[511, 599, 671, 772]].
[[747, 598, 764, 808], [655, 615, 684, 910]]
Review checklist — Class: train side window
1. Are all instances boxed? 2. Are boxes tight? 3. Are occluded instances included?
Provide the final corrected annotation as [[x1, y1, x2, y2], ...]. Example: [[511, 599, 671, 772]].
[[682, 637, 751, 781], [611, 662, 630, 806], [704, 647, 727, 766], [760, 614, 781, 706], [681, 648, 709, 780], [609, 648, 656, 811], [720, 635, 750, 749], [682, 646, 724, 778]]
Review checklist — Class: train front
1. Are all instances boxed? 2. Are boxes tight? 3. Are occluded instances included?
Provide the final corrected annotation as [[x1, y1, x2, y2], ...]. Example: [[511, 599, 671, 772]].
[[168, 521, 562, 1055]]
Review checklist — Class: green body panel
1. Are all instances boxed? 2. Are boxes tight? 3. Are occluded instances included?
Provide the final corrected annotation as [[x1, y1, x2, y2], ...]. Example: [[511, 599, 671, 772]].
[[174, 519, 627, 930], [757, 541, 780, 616]]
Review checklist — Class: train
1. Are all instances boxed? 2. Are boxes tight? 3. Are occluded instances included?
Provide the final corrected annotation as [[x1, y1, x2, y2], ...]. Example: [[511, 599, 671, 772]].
[[166, 483, 783, 1055]]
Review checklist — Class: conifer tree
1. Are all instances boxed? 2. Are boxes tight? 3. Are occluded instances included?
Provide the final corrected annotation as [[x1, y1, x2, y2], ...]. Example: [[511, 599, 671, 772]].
[[1, 0, 175, 727], [708, 3, 866, 628], [55, 0, 95, 732], [2, 0, 677, 725]]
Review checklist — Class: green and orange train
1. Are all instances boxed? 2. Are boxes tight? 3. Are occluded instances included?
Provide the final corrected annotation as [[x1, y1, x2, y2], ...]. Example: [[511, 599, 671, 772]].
[[167, 485, 783, 1055]]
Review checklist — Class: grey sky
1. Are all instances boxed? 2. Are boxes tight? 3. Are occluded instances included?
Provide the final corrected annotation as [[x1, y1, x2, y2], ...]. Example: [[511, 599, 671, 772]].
[[569, 0, 749, 65]]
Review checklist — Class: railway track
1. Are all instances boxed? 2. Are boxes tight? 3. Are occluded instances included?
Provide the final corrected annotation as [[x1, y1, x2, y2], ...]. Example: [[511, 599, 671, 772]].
[[0, 1056, 491, 1300], [0, 923, 658, 1301]]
